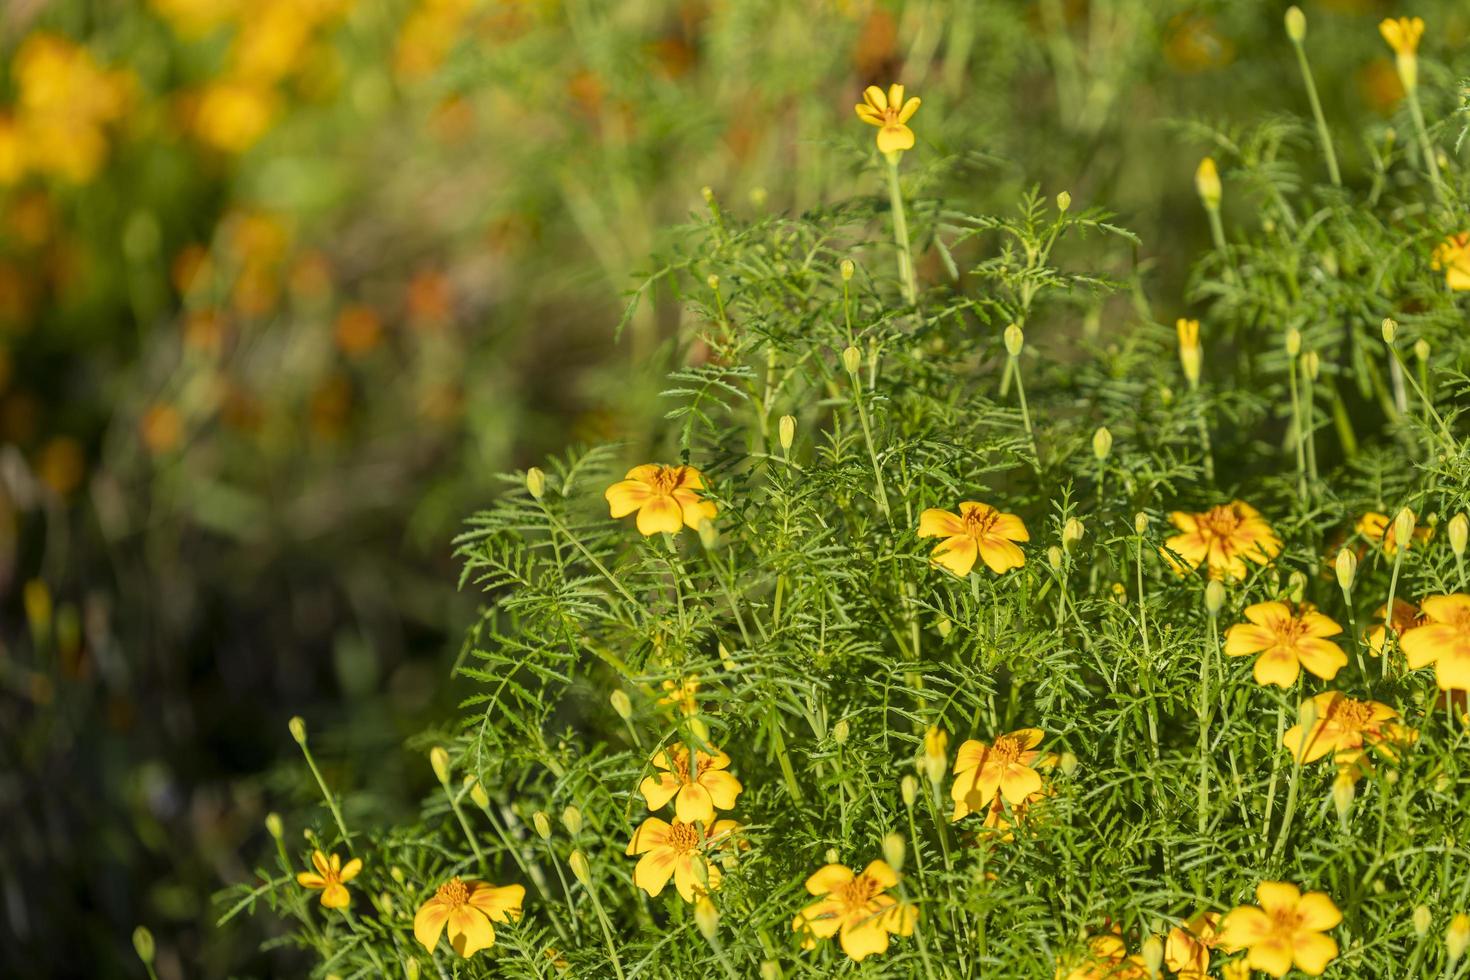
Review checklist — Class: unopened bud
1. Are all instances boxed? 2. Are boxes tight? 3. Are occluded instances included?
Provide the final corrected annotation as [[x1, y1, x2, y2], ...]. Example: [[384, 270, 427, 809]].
[[1394, 507, 1416, 549], [1195, 158, 1222, 210], [824, 847, 839, 866], [694, 895, 720, 940], [1062, 517, 1084, 551], [133, 926, 155, 964], [1134, 512, 1149, 535], [1056, 191, 1071, 212], [706, 274, 719, 291], [1092, 426, 1112, 461], [1047, 545, 1063, 571], [1285, 6, 1306, 42], [533, 811, 552, 840], [901, 775, 918, 808], [1141, 935, 1164, 977], [1004, 324, 1024, 357], [1288, 570, 1307, 604], [568, 849, 591, 885], [701, 186, 714, 203], [1414, 338, 1430, 362], [1285, 328, 1301, 357], [526, 467, 545, 500], [840, 259, 855, 281], [429, 746, 451, 784], [1205, 580, 1226, 617], [469, 779, 490, 810], [1332, 772, 1355, 822], [841, 345, 862, 375], [1450, 513, 1468, 557], [610, 689, 632, 720], [265, 813, 284, 840], [288, 716, 307, 744], [1335, 548, 1357, 594], [1414, 905, 1432, 937], [760, 961, 783, 980], [779, 415, 796, 451], [561, 806, 583, 837], [832, 719, 850, 745], [1059, 751, 1078, 776], [1303, 350, 1320, 380], [1382, 318, 1397, 345], [882, 832, 906, 872], [698, 519, 719, 551], [1447, 913, 1470, 963], [405, 957, 421, 980]]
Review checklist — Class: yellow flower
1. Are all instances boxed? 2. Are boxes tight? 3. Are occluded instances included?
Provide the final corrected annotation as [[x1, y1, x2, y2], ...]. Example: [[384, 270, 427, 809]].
[[1433, 234, 1470, 291], [0, 115, 26, 185], [12, 34, 133, 183], [1365, 598, 1425, 657], [917, 501, 1029, 577], [189, 80, 280, 153], [950, 728, 1045, 820], [638, 745, 743, 823], [1177, 318, 1202, 387], [1401, 594, 1470, 690], [625, 816, 738, 901], [658, 675, 700, 716], [1379, 17, 1424, 90], [1163, 501, 1282, 580], [854, 83, 921, 154], [1355, 510, 1431, 555], [1056, 929, 1149, 980], [1166, 912, 1221, 979], [413, 877, 525, 958], [604, 464, 716, 536], [792, 860, 916, 961], [1283, 691, 1414, 768], [1224, 601, 1346, 687], [295, 849, 362, 909], [1218, 881, 1341, 977]]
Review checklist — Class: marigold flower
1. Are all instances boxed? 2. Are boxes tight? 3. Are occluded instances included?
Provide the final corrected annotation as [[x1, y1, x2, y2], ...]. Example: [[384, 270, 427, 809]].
[[792, 860, 916, 961], [639, 745, 743, 823], [1356, 510, 1431, 555], [604, 464, 716, 536], [1176, 318, 1202, 387], [295, 849, 361, 909], [950, 728, 1045, 820], [917, 501, 1029, 577], [1401, 594, 1470, 690], [854, 83, 920, 154], [1164, 501, 1281, 580], [1379, 17, 1424, 90], [1282, 691, 1414, 769], [1224, 602, 1346, 687], [1218, 881, 1341, 977], [413, 877, 525, 958], [1366, 598, 1425, 657], [625, 816, 738, 901], [1056, 929, 1149, 980], [1166, 912, 1221, 979], [1433, 234, 1470, 291]]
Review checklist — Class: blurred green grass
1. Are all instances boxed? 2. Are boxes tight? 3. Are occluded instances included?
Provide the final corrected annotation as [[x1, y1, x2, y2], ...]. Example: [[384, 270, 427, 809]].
[[0, 0, 1465, 975]]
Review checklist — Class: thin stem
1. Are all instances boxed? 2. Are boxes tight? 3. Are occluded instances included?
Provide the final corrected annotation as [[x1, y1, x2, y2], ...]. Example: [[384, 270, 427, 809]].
[[1198, 610, 1218, 836], [847, 361, 893, 523], [1011, 354, 1040, 467], [1136, 531, 1159, 758], [297, 741, 351, 844], [1286, 351, 1308, 502], [1384, 544, 1407, 682], [1303, 359, 1319, 487], [441, 779, 486, 870], [1291, 38, 1341, 186], [1261, 700, 1286, 860], [884, 152, 918, 306], [1271, 689, 1307, 861], [585, 884, 628, 980], [1405, 85, 1447, 205]]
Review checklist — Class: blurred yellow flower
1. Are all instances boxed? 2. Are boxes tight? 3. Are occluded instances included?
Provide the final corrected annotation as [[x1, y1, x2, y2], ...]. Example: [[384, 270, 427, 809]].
[[1401, 594, 1470, 690], [638, 745, 742, 823], [0, 116, 26, 185], [625, 816, 737, 901], [1056, 929, 1149, 979], [1224, 601, 1346, 687], [295, 849, 361, 909], [917, 501, 1029, 577], [1365, 598, 1423, 657], [604, 464, 717, 535], [189, 81, 279, 154], [1433, 234, 1470, 291], [1218, 881, 1340, 977], [1283, 691, 1414, 769], [1379, 17, 1424, 90], [414, 877, 524, 957], [658, 675, 699, 716], [10, 34, 134, 184], [1355, 510, 1430, 554], [854, 84, 920, 154], [151, 0, 241, 37], [950, 728, 1045, 820], [792, 860, 916, 961], [1164, 501, 1281, 580], [1166, 912, 1221, 980], [1177, 318, 1202, 387]]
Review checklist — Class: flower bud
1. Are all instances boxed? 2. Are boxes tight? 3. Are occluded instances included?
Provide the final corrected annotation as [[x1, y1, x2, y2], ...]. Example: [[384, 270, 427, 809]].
[[719, 641, 737, 671], [1056, 190, 1071, 212], [841, 345, 862, 375], [1141, 935, 1164, 977], [1285, 6, 1306, 42], [1335, 548, 1357, 594], [610, 689, 633, 720], [1303, 350, 1320, 380], [405, 957, 421, 980], [1332, 772, 1355, 822], [694, 896, 720, 941], [1448, 913, 1470, 964], [1394, 507, 1416, 550], [1059, 751, 1078, 776], [391, 866, 405, 884], [1287, 570, 1307, 604], [1205, 580, 1226, 617], [1004, 323, 1024, 357], [1414, 338, 1430, 362], [1062, 517, 1084, 551], [288, 716, 307, 745], [778, 414, 796, 451], [1451, 513, 1468, 557], [526, 467, 545, 500], [882, 832, 906, 873], [1285, 328, 1301, 358], [706, 274, 719, 291], [429, 746, 451, 784], [901, 775, 918, 808], [533, 810, 552, 840], [1047, 545, 1063, 571], [568, 849, 591, 885], [840, 259, 855, 281], [698, 519, 719, 551], [1134, 512, 1149, 535], [832, 719, 850, 745], [470, 779, 490, 810], [1382, 318, 1397, 345], [1414, 905, 1433, 937], [132, 926, 155, 965], [1195, 157, 1222, 210], [824, 847, 839, 866], [760, 961, 783, 980], [1177, 318, 1202, 388], [1092, 426, 1112, 461], [265, 812, 284, 840]]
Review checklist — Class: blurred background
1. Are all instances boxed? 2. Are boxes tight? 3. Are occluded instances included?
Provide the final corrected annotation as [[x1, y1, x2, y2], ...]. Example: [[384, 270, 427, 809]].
[[0, 0, 1463, 975]]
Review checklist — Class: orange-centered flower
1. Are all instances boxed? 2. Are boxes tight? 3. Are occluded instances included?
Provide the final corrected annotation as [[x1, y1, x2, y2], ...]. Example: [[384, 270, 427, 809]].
[[1217, 881, 1341, 977], [917, 501, 1029, 577], [1164, 501, 1281, 580], [625, 816, 738, 901], [604, 464, 716, 536], [1282, 691, 1413, 769], [639, 745, 743, 824], [1365, 599, 1425, 657], [792, 860, 916, 962], [295, 849, 361, 909], [950, 728, 1045, 820], [1433, 234, 1470, 291], [854, 83, 920, 154], [1401, 594, 1470, 690], [1224, 602, 1346, 687], [413, 877, 525, 958], [1166, 912, 1221, 980]]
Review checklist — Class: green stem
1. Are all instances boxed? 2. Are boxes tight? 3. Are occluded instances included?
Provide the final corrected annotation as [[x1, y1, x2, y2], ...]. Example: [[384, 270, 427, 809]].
[[584, 881, 628, 980], [848, 361, 893, 523], [1271, 687, 1307, 861], [1261, 700, 1286, 860], [1405, 85, 1447, 205], [298, 741, 351, 844], [1291, 38, 1341, 186], [1011, 354, 1040, 467], [441, 779, 486, 870], [884, 152, 918, 305], [1384, 545, 1407, 682], [1286, 351, 1308, 502]]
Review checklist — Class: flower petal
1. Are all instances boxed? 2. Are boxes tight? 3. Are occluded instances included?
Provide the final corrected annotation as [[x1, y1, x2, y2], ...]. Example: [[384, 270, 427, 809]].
[[700, 770, 743, 811], [636, 495, 684, 536], [977, 536, 1026, 574], [448, 905, 495, 958], [930, 535, 979, 576], [414, 900, 451, 952], [605, 479, 653, 518], [1295, 892, 1342, 932], [805, 864, 853, 896], [917, 508, 965, 538], [675, 782, 716, 824], [1292, 932, 1339, 975], [634, 848, 678, 897], [639, 772, 681, 812], [468, 883, 525, 922]]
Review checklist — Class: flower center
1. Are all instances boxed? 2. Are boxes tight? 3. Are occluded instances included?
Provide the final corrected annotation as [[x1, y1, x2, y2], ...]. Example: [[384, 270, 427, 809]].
[[667, 822, 701, 854], [649, 466, 681, 494], [989, 737, 1023, 766], [1271, 615, 1309, 645], [838, 873, 882, 907], [963, 508, 997, 537], [1326, 698, 1374, 732], [1198, 505, 1241, 539], [435, 878, 469, 908]]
